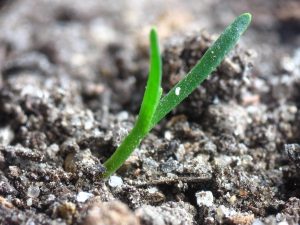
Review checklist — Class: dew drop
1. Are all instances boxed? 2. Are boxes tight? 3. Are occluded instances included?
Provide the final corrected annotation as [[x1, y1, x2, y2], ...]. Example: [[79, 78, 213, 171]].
[[175, 87, 181, 96]]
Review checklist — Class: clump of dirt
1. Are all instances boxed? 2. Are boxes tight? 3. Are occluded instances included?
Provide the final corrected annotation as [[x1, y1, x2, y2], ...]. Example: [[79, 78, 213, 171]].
[[0, 0, 299, 225]]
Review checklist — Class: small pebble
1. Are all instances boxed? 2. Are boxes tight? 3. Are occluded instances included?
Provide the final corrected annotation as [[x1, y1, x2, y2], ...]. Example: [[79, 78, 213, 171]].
[[252, 219, 265, 225], [26, 219, 36, 225], [47, 194, 56, 201], [277, 222, 289, 225], [76, 191, 94, 203], [164, 131, 173, 141], [228, 195, 237, 205], [27, 198, 33, 206], [216, 205, 230, 219], [27, 186, 40, 198], [148, 187, 158, 194], [195, 191, 214, 207], [161, 159, 178, 173], [117, 111, 129, 121], [84, 120, 94, 130], [108, 175, 123, 187], [0, 126, 14, 146]]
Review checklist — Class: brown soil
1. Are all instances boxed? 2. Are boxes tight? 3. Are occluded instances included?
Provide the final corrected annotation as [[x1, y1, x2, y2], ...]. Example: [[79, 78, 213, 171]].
[[0, 0, 299, 225]]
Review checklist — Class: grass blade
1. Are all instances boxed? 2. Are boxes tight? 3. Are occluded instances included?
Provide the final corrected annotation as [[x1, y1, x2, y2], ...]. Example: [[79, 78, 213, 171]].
[[151, 13, 252, 127], [103, 28, 162, 178], [135, 28, 162, 133]]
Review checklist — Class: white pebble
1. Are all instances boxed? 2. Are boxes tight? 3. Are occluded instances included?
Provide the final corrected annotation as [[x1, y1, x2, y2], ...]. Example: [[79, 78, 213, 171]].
[[27, 198, 33, 206], [216, 205, 229, 219], [216, 205, 236, 221], [84, 120, 94, 130], [76, 191, 94, 203], [164, 131, 173, 141], [47, 194, 56, 201], [148, 187, 158, 194], [228, 195, 237, 205], [71, 53, 86, 66], [0, 126, 14, 146], [117, 111, 129, 121], [196, 191, 214, 207], [27, 186, 40, 198], [175, 87, 181, 96], [252, 219, 265, 225], [108, 175, 123, 187], [278, 222, 289, 225]]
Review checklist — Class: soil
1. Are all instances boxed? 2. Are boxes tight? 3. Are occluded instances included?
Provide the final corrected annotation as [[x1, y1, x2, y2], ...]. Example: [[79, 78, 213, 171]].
[[0, 0, 299, 225]]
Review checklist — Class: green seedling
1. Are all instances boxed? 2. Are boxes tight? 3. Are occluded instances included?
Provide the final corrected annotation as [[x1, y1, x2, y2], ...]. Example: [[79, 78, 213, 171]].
[[103, 13, 252, 178]]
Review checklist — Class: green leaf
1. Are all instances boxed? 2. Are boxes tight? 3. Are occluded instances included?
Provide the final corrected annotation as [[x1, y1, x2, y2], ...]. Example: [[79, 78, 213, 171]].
[[103, 27, 162, 178], [135, 28, 162, 133], [150, 13, 252, 127]]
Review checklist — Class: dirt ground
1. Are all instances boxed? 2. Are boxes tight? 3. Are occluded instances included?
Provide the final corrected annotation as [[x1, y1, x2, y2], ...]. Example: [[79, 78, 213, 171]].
[[0, 0, 299, 224]]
